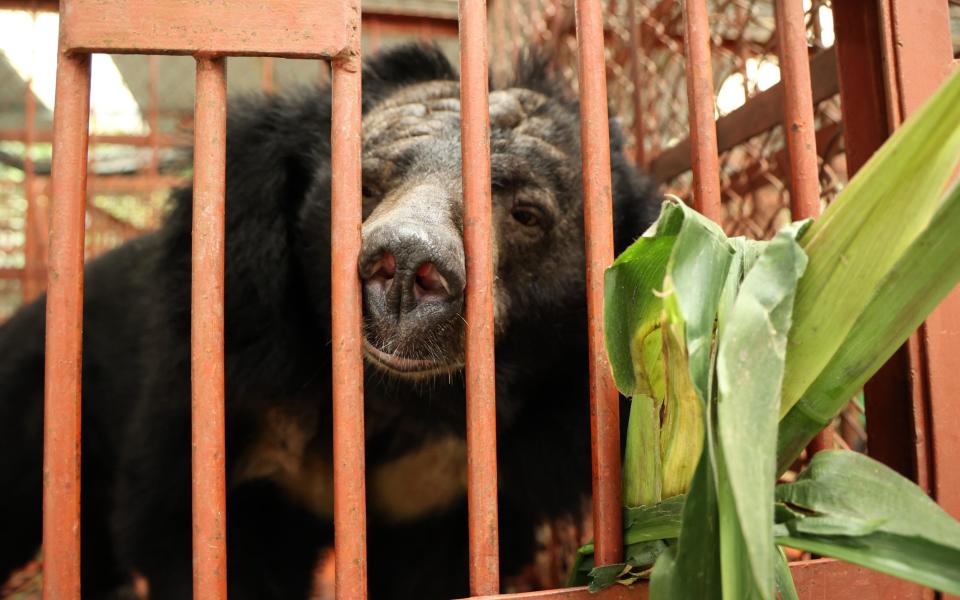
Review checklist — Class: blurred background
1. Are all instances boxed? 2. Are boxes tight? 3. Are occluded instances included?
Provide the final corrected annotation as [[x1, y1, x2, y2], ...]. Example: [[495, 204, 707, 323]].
[[0, 0, 959, 597]]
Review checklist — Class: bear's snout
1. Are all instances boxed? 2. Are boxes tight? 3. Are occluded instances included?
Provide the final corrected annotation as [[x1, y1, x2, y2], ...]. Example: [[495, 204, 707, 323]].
[[358, 183, 467, 377], [359, 221, 465, 324]]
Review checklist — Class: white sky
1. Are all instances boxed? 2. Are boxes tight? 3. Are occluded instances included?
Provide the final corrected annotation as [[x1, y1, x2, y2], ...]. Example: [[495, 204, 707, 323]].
[[0, 9, 145, 134]]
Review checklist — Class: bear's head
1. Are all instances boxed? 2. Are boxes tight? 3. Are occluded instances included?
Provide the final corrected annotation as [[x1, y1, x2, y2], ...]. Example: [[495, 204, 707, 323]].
[[351, 45, 658, 381]]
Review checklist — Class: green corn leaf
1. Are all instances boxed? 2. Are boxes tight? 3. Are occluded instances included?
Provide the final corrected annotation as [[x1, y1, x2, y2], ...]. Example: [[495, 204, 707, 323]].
[[660, 201, 735, 402], [569, 497, 684, 588], [715, 224, 808, 600], [585, 540, 670, 591], [774, 546, 799, 600], [604, 234, 674, 398], [648, 429, 722, 600], [623, 493, 685, 543], [659, 317, 703, 500], [623, 392, 663, 507], [777, 179, 960, 470], [606, 201, 732, 506], [781, 68, 960, 418], [604, 225, 673, 507], [774, 451, 960, 594]]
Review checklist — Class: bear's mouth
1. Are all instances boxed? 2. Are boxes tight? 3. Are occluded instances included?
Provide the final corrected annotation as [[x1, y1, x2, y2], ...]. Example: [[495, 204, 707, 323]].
[[362, 339, 464, 379]]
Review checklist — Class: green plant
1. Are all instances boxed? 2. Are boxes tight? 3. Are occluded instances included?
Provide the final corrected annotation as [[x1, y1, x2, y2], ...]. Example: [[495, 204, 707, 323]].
[[570, 68, 960, 598]]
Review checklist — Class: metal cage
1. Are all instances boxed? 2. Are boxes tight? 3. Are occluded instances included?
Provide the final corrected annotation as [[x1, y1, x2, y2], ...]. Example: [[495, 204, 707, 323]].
[[12, 0, 960, 599]]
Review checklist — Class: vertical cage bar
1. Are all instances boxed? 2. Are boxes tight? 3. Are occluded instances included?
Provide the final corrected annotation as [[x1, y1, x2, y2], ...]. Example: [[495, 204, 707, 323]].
[[627, 0, 645, 166], [261, 57, 275, 93], [682, 0, 722, 222], [574, 0, 623, 567], [459, 0, 500, 594], [22, 75, 39, 302], [191, 55, 228, 600], [148, 55, 160, 176], [493, 0, 507, 80], [775, 0, 826, 455], [775, 0, 820, 220], [330, 3, 367, 596], [42, 49, 91, 600]]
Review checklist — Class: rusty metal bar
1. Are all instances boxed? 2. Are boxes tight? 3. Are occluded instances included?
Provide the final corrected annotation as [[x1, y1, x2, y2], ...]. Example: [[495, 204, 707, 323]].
[[330, 3, 367, 597], [493, 0, 507, 79], [627, 0, 645, 166], [369, 19, 382, 53], [60, 0, 350, 57], [574, 0, 623, 567], [681, 0, 722, 222], [22, 74, 39, 302], [42, 49, 91, 600], [774, 0, 820, 219], [261, 57, 275, 93], [459, 0, 500, 594], [774, 0, 824, 454], [466, 557, 927, 599], [879, 0, 960, 523], [191, 55, 228, 600], [147, 55, 160, 176], [0, 129, 183, 147], [834, 0, 922, 486]]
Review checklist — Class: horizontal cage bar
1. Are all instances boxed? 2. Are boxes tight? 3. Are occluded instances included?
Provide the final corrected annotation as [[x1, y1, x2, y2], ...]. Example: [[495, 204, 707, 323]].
[[59, 0, 350, 57]]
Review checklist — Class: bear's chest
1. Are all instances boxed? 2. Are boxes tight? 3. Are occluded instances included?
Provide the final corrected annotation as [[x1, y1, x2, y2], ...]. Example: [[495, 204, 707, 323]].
[[233, 407, 468, 523]]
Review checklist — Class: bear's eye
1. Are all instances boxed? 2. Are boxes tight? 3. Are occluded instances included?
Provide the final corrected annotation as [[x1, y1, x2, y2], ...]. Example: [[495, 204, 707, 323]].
[[511, 206, 541, 227]]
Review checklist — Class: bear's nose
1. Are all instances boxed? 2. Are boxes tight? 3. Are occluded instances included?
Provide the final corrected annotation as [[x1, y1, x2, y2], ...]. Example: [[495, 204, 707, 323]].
[[358, 224, 465, 323]]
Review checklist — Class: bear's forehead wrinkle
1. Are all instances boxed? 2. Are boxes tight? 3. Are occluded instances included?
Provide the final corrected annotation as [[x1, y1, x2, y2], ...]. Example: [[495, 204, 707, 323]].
[[363, 80, 566, 156]]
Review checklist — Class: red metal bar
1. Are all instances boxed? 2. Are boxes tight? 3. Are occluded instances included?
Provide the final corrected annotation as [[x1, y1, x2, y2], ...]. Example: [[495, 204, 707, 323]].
[[42, 49, 91, 600], [574, 0, 623, 567], [681, 0, 722, 222], [775, 0, 820, 220], [834, 0, 956, 524], [369, 19, 382, 53], [627, 0, 645, 166], [468, 558, 928, 599], [0, 1, 461, 41], [59, 0, 349, 57], [191, 55, 228, 600], [459, 0, 500, 594], [147, 55, 160, 176], [362, 8, 458, 39], [330, 3, 367, 597], [261, 57, 275, 93], [880, 0, 960, 525], [508, 0, 520, 63], [22, 74, 40, 302], [832, 0, 923, 484], [493, 0, 507, 79], [0, 129, 183, 147]]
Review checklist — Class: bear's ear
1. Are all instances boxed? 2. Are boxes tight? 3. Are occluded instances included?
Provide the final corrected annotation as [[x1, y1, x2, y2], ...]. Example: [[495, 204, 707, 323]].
[[507, 46, 574, 101], [362, 43, 457, 109]]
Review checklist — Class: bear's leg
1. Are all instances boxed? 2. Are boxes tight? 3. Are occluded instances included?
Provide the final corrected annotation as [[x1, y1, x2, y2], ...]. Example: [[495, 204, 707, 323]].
[[225, 480, 332, 600], [366, 502, 471, 600], [114, 403, 331, 600]]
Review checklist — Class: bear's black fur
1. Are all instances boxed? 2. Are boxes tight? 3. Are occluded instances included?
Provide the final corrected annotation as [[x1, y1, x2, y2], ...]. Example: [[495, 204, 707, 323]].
[[0, 44, 658, 599]]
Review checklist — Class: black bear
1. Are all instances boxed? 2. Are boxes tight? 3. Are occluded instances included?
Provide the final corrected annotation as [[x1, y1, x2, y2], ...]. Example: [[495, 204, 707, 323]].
[[0, 44, 658, 599]]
